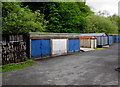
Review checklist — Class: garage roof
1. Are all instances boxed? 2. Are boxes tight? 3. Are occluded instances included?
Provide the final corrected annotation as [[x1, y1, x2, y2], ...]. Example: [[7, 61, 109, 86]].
[[80, 33, 107, 36]]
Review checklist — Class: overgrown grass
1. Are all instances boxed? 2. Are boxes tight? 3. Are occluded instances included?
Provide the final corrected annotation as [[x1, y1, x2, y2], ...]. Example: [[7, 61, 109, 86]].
[[0, 68, 2, 73], [1, 59, 37, 72], [95, 48, 105, 50]]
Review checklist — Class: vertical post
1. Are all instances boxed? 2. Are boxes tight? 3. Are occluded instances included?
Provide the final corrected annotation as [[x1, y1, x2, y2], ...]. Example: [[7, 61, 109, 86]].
[[26, 33, 31, 59], [91, 39, 93, 49], [79, 38, 80, 50], [29, 39, 31, 58], [66, 39, 69, 53], [50, 39, 53, 56]]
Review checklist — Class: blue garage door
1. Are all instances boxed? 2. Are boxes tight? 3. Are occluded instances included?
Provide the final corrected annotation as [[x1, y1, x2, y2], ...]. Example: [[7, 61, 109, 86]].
[[109, 35, 113, 44], [113, 35, 116, 43], [115, 35, 118, 43], [68, 39, 80, 52], [118, 35, 120, 43], [116, 35, 120, 43], [31, 39, 50, 58]]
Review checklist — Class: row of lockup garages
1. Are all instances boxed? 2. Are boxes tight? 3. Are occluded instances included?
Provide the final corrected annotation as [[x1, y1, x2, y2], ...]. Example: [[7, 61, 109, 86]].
[[80, 33, 109, 48], [29, 32, 80, 58], [80, 33, 120, 48], [108, 34, 120, 44], [28, 32, 120, 59]]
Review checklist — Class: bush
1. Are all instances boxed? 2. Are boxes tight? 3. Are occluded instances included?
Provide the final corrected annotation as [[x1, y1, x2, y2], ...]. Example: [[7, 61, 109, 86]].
[[84, 14, 118, 34], [2, 2, 48, 34]]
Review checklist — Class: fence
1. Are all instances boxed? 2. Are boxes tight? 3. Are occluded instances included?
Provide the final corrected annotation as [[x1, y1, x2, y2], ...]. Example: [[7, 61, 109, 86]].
[[2, 34, 29, 65]]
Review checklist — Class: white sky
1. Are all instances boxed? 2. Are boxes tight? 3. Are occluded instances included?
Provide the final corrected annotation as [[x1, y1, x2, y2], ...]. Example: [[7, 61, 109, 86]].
[[86, 0, 120, 16]]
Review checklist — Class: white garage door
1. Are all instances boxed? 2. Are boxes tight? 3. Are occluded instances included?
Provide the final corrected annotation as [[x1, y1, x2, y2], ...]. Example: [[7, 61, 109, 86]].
[[51, 39, 67, 55]]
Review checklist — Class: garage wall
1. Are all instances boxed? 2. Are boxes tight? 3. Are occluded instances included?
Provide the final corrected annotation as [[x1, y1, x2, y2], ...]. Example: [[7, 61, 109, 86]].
[[80, 39, 91, 48], [96, 36, 108, 46]]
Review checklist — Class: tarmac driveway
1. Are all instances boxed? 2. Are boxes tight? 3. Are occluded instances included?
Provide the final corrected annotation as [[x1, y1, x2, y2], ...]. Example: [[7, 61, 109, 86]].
[[2, 44, 119, 85]]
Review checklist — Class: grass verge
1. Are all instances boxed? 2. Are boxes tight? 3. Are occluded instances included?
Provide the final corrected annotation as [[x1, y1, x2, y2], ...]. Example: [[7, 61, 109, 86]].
[[0, 68, 2, 72], [1, 59, 37, 72], [95, 48, 105, 50]]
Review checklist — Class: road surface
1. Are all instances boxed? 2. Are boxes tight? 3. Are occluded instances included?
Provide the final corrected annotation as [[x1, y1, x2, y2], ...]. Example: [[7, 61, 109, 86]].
[[2, 44, 119, 85]]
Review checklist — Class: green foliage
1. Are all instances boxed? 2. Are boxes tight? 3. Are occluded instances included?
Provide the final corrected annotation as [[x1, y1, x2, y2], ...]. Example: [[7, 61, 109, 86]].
[[84, 15, 118, 34], [3, 2, 118, 34], [0, 68, 2, 73], [119, 17, 120, 34], [2, 2, 48, 34], [2, 59, 36, 72], [23, 2, 93, 33], [46, 2, 93, 33], [108, 14, 120, 33]]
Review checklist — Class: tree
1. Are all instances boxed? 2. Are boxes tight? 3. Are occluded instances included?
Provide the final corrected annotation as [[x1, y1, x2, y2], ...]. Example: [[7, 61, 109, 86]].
[[22, 2, 93, 33], [84, 14, 118, 34], [2, 2, 48, 34], [108, 14, 120, 33], [97, 10, 110, 17], [108, 14, 119, 25]]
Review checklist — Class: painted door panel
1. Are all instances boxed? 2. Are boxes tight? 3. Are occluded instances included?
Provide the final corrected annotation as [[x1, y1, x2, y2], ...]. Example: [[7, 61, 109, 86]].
[[68, 39, 80, 52], [31, 39, 41, 57], [31, 39, 50, 58], [118, 35, 120, 43], [51, 39, 67, 55], [41, 39, 50, 56], [109, 35, 113, 44]]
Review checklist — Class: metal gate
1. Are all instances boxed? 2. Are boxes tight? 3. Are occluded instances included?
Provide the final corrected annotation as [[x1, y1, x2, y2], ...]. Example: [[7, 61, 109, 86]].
[[68, 39, 80, 52], [31, 39, 50, 58]]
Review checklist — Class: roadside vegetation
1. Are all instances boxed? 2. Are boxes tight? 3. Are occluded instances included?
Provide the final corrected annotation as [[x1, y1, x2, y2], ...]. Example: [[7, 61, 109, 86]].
[[1, 59, 36, 72], [84, 14, 118, 33], [95, 48, 105, 50], [2, 2, 120, 34]]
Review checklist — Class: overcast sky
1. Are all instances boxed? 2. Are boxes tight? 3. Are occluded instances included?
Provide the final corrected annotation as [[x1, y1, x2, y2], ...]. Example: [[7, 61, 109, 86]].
[[86, 0, 120, 16]]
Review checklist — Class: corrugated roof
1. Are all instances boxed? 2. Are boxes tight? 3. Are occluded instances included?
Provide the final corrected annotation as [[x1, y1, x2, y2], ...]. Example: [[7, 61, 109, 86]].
[[108, 34, 120, 35], [80, 33, 107, 36]]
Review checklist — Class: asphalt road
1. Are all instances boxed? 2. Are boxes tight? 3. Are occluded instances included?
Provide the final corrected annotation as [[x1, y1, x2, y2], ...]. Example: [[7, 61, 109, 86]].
[[2, 44, 119, 85]]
